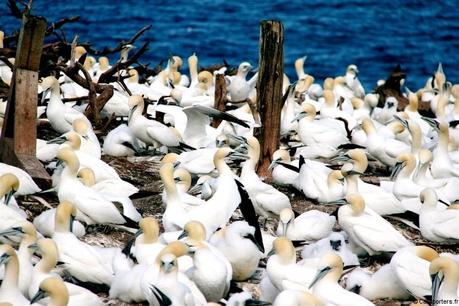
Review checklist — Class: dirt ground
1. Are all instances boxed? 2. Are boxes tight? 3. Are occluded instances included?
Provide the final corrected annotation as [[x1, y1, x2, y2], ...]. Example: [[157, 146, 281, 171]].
[[14, 123, 458, 305]]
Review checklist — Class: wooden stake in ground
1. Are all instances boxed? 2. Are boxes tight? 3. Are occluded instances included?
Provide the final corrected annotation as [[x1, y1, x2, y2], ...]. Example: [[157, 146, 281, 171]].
[[256, 20, 284, 179], [0, 14, 51, 188], [212, 73, 227, 128]]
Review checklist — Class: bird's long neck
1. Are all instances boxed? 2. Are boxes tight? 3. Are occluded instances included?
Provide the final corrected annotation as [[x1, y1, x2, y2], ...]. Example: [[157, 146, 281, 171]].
[[215, 158, 232, 176], [363, 122, 376, 135], [128, 102, 144, 124], [295, 59, 305, 80], [415, 162, 429, 181], [406, 97, 418, 113], [399, 159, 416, 178], [245, 145, 260, 172], [62, 159, 79, 179], [410, 125, 422, 154], [436, 94, 449, 120], [353, 159, 367, 174], [18, 234, 35, 261], [438, 128, 449, 153], [37, 249, 58, 273], [237, 69, 248, 79], [163, 174, 179, 201], [49, 83, 61, 101], [55, 208, 72, 233], [133, 102, 144, 117], [346, 175, 359, 196], [2, 254, 20, 292], [441, 267, 459, 298], [189, 60, 198, 85]]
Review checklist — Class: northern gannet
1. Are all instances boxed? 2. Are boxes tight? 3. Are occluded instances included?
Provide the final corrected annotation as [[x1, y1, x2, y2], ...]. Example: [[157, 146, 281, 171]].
[[309, 252, 374, 305], [338, 194, 412, 255], [277, 207, 335, 242], [209, 220, 263, 281], [240, 136, 291, 218]]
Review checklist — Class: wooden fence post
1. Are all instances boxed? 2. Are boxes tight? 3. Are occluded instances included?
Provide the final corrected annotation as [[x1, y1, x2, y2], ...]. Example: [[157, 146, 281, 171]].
[[212, 73, 227, 128], [256, 20, 284, 179], [0, 14, 51, 188]]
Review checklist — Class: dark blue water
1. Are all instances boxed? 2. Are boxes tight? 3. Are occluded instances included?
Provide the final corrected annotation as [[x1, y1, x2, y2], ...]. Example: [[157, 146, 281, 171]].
[[1, 0, 459, 91]]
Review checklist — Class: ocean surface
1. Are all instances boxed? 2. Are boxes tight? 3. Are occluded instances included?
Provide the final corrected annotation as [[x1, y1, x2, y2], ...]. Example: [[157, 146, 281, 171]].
[[1, 0, 459, 91]]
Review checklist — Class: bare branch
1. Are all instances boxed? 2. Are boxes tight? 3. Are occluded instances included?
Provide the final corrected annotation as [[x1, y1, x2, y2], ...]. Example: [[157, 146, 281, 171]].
[[85, 25, 152, 56], [57, 61, 114, 126], [7, 0, 22, 18], [62, 96, 88, 103], [75, 61, 100, 123], [4, 16, 80, 47], [98, 41, 149, 84], [45, 16, 80, 36], [0, 57, 14, 70]]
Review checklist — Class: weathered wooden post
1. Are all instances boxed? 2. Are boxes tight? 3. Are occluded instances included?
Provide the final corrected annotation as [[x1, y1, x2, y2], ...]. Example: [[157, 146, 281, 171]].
[[0, 14, 51, 188], [212, 73, 227, 128], [256, 20, 284, 179]]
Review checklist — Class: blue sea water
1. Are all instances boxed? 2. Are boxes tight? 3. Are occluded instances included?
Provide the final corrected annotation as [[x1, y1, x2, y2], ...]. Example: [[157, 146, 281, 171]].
[[1, 0, 459, 91]]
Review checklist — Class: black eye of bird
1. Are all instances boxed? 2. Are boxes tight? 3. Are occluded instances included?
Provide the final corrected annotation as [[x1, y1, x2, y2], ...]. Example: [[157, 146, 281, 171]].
[[350, 285, 361, 294]]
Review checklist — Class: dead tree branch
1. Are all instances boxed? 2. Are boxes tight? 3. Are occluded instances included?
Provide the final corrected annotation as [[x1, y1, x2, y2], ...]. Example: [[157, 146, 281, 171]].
[[45, 16, 80, 36], [85, 25, 152, 56], [98, 41, 149, 84], [57, 61, 114, 126], [4, 15, 80, 46], [0, 57, 14, 70]]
